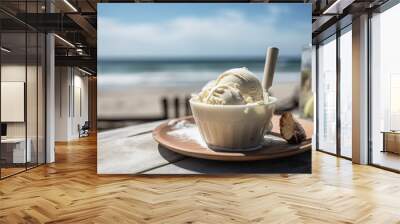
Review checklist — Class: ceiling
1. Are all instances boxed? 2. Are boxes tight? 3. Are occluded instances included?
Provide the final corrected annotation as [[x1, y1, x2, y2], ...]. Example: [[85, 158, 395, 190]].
[[0, 0, 98, 73], [311, 0, 390, 43], [4, 0, 360, 74]]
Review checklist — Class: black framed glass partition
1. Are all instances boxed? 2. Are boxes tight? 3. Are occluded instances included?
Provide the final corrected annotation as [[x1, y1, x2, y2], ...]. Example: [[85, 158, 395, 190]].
[[0, 1, 46, 179], [315, 23, 353, 159], [0, 30, 28, 177]]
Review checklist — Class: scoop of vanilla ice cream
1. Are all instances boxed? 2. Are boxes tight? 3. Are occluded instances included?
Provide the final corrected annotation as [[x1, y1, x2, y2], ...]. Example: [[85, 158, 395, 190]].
[[205, 85, 246, 105], [197, 67, 266, 105], [217, 68, 264, 103]]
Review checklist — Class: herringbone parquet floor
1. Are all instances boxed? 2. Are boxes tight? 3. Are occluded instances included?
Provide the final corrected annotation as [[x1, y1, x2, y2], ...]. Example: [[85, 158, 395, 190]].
[[1, 134, 400, 223]]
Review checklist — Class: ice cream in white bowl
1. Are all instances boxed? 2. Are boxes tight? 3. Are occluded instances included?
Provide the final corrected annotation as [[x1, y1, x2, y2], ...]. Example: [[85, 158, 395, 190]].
[[190, 67, 277, 151]]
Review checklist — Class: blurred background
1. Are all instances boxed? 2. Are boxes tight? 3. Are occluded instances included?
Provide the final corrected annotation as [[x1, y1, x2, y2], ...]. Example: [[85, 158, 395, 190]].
[[98, 3, 312, 130]]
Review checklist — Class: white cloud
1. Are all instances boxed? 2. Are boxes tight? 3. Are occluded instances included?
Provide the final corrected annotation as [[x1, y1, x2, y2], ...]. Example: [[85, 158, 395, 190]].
[[98, 10, 309, 58]]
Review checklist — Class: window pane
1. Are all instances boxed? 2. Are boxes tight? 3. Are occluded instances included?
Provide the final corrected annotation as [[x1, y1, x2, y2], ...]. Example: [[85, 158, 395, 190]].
[[317, 37, 337, 154], [340, 29, 352, 158], [371, 3, 400, 171]]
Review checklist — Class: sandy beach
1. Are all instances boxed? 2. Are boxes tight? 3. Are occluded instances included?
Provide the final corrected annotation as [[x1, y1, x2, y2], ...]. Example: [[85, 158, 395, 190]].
[[98, 82, 299, 119]]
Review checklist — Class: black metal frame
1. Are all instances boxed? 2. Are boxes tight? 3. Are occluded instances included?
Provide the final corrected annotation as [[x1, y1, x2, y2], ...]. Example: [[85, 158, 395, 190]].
[[336, 24, 341, 157], [367, 10, 373, 166], [315, 44, 319, 151]]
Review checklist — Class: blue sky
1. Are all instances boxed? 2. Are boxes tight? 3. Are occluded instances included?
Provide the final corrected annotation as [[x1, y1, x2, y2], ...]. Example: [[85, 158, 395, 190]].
[[98, 3, 311, 59]]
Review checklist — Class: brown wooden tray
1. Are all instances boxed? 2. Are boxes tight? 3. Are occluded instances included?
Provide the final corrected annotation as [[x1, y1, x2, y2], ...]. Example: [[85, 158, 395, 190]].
[[153, 116, 313, 161]]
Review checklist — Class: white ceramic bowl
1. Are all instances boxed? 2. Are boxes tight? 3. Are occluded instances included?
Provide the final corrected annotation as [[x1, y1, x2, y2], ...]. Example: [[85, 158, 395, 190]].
[[190, 97, 277, 151]]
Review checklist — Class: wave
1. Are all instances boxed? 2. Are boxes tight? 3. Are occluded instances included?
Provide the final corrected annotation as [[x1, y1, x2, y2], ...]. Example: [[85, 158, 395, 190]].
[[98, 70, 300, 88]]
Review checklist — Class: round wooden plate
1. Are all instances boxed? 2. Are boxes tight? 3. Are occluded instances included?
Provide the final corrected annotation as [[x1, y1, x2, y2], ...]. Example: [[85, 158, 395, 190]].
[[153, 116, 312, 161]]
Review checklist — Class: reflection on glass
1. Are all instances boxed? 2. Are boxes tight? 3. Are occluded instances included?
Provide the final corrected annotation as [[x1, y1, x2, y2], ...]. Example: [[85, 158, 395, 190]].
[[317, 37, 337, 154], [340, 29, 352, 158], [371, 4, 400, 171]]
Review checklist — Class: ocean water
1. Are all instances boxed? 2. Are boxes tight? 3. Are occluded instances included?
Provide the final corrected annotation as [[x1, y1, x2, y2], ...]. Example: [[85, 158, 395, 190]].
[[98, 58, 301, 89]]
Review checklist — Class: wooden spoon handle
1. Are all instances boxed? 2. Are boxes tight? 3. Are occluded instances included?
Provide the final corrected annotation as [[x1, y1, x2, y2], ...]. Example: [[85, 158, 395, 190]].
[[262, 47, 279, 92]]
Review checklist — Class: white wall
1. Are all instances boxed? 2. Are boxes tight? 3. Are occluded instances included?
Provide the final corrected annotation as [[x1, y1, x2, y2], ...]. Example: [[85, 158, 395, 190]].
[[71, 74, 89, 138], [55, 67, 89, 141], [1, 63, 46, 164], [1, 65, 40, 138], [1, 65, 27, 141], [55, 66, 70, 141]]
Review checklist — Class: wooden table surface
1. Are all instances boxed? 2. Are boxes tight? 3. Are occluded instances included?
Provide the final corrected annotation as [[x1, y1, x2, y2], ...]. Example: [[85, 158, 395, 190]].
[[98, 116, 313, 174]]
